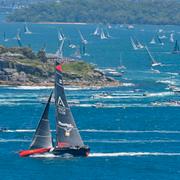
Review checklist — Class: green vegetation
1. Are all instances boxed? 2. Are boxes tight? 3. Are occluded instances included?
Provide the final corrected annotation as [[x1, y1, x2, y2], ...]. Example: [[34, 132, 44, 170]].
[[62, 61, 94, 77], [7, 0, 180, 25], [0, 45, 95, 79]]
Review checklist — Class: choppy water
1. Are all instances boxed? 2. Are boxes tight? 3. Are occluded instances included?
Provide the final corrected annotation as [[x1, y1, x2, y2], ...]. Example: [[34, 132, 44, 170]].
[[0, 17, 180, 179]]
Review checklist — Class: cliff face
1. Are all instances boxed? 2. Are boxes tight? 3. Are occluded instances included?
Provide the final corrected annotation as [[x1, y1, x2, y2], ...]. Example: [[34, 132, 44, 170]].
[[0, 46, 120, 87]]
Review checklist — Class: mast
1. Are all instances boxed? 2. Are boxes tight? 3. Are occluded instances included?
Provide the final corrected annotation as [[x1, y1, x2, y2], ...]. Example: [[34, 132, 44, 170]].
[[56, 39, 65, 58], [145, 46, 157, 65], [16, 29, 22, 47], [3, 32, 8, 42], [30, 92, 53, 149], [78, 30, 88, 44], [93, 26, 100, 36], [54, 63, 84, 148], [173, 40, 180, 53], [24, 23, 32, 34], [58, 30, 64, 41], [130, 37, 138, 50], [157, 36, 164, 46]]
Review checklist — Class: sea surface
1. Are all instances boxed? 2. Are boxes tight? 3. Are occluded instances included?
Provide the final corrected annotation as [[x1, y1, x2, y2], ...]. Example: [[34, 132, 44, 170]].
[[0, 14, 180, 180]]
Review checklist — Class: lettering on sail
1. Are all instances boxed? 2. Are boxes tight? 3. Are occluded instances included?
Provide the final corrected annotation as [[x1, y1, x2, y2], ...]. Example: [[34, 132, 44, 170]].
[[57, 96, 66, 115], [58, 121, 74, 137], [59, 79, 63, 85]]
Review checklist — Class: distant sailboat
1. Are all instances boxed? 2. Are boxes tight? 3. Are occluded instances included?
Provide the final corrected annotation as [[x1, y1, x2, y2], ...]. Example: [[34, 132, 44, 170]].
[[127, 25, 134, 29], [3, 32, 9, 42], [58, 30, 65, 41], [157, 36, 164, 46], [134, 38, 144, 49], [117, 53, 126, 70], [145, 46, 162, 67], [149, 37, 156, 44], [105, 29, 111, 38], [73, 45, 81, 59], [170, 33, 174, 43], [100, 28, 107, 39], [19, 63, 90, 157], [130, 37, 138, 50], [172, 40, 180, 54], [78, 30, 88, 44], [24, 23, 32, 34], [67, 36, 76, 49], [16, 29, 22, 47], [58, 31, 63, 41], [56, 39, 65, 58], [158, 35, 167, 39], [93, 26, 100, 36]]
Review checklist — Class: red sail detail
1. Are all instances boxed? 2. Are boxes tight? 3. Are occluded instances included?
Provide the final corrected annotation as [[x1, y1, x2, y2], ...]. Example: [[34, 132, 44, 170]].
[[56, 64, 63, 72], [58, 142, 69, 148], [19, 148, 51, 157]]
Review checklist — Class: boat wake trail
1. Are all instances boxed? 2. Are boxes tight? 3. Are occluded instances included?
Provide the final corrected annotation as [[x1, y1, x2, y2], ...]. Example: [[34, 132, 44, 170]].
[[2, 129, 180, 134], [81, 129, 180, 134], [89, 152, 180, 157], [0, 138, 30, 142], [85, 139, 180, 144], [28, 152, 180, 158]]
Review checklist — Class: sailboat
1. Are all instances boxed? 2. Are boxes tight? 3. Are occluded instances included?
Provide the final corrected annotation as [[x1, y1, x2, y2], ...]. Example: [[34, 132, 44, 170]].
[[170, 33, 174, 43], [73, 45, 81, 59], [149, 37, 156, 44], [172, 40, 180, 54], [24, 23, 32, 34], [100, 28, 107, 39], [58, 31, 63, 41], [78, 30, 88, 44], [20, 63, 90, 157], [157, 36, 164, 46], [130, 37, 138, 50], [134, 38, 144, 49], [56, 39, 65, 58], [117, 53, 126, 70], [145, 46, 162, 67], [93, 26, 100, 36], [3, 32, 9, 42], [16, 29, 22, 47]]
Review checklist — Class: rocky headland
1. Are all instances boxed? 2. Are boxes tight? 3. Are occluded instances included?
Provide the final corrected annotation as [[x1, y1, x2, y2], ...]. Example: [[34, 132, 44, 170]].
[[0, 46, 120, 88]]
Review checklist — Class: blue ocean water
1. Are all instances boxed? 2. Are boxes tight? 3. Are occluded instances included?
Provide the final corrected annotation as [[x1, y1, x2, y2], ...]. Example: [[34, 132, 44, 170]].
[[0, 16, 180, 179]]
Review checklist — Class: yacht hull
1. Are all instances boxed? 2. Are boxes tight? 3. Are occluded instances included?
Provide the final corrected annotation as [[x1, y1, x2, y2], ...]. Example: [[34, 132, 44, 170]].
[[52, 146, 90, 157]]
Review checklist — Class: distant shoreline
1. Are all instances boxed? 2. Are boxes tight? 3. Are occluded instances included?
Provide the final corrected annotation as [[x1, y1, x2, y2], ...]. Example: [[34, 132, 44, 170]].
[[35, 22, 87, 25]]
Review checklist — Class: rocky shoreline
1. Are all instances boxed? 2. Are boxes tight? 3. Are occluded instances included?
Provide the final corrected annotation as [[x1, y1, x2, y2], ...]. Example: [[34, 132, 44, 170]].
[[0, 46, 121, 88]]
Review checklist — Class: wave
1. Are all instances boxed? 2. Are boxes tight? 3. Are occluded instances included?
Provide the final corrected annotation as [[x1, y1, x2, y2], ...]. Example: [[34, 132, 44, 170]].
[[30, 153, 58, 158], [121, 83, 135, 87], [65, 86, 101, 91], [157, 80, 176, 85], [27, 152, 180, 158], [89, 152, 180, 157], [6, 86, 53, 90], [85, 139, 180, 144], [80, 129, 180, 134], [5, 129, 35, 133], [2, 129, 180, 134], [0, 138, 30, 142], [144, 92, 174, 97]]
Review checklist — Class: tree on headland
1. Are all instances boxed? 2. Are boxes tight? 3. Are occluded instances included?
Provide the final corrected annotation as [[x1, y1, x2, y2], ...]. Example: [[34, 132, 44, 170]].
[[37, 49, 47, 63]]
